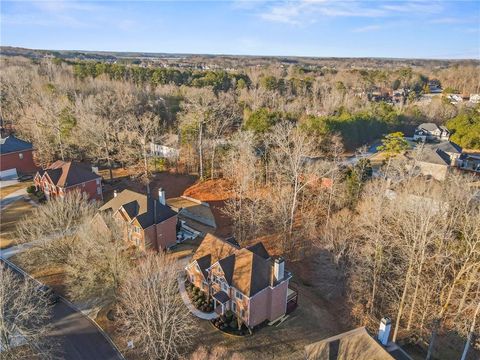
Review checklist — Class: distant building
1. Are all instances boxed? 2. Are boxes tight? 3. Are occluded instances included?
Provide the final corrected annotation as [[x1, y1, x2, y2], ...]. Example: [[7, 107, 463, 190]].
[[34, 161, 102, 201], [413, 123, 450, 142], [469, 94, 480, 104], [149, 142, 179, 159], [0, 135, 37, 179], [98, 189, 177, 251], [458, 153, 480, 173]]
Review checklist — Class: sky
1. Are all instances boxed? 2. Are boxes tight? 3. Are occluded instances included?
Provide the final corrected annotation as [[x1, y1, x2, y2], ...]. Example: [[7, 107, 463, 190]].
[[1, 0, 480, 59]]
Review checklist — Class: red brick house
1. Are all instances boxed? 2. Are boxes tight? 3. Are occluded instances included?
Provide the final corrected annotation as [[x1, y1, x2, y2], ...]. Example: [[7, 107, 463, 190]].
[[0, 135, 37, 178], [34, 161, 103, 201], [98, 189, 177, 251], [185, 234, 296, 328]]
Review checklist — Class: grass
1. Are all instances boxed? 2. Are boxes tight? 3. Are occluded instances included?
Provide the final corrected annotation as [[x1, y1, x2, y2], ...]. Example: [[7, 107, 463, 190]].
[[0, 199, 34, 249], [0, 181, 32, 199]]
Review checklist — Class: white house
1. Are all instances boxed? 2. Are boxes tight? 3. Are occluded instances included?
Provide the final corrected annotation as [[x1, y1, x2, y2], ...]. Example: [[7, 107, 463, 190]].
[[413, 123, 450, 142]]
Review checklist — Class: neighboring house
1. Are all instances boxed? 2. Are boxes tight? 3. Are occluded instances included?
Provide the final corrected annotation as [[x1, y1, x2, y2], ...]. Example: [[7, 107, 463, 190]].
[[149, 134, 180, 159], [430, 141, 462, 166], [415, 146, 450, 181], [98, 189, 177, 251], [305, 325, 412, 360], [458, 153, 480, 173], [166, 196, 216, 239], [34, 161, 102, 201], [149, 142, 179, 159], [413, 123, 450, 142], [185, 234, 297, 329], [469, 94, 480, 104], [0, 135, 37, 179]]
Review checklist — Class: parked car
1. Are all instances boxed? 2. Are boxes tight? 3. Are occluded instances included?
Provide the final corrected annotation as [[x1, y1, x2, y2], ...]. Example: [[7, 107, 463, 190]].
[[36, 285, 60, 305], [18, 174, 33, 182]]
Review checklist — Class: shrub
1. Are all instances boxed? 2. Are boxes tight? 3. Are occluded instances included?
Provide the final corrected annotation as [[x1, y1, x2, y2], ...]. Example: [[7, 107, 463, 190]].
[[26, 185, 36, 194], [225, 310, 234, 321], [229, 320, 237, 329]]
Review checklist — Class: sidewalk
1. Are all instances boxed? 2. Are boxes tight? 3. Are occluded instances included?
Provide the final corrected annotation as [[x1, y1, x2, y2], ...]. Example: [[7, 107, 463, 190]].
[[178, 276, 218, 320]]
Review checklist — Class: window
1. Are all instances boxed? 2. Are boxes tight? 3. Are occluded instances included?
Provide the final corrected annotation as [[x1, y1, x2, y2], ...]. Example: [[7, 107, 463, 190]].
[[18, 153, 23, 159], [97, 186, 102, 195], [232, 302, 237, 312], [221, 281, 228, 292], [235, 290, 243, 300], [134, 226, 141, 234]]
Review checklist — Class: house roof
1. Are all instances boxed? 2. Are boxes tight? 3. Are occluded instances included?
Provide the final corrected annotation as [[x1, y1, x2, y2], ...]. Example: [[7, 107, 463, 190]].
[[213, 291, 230, 304], [417, 147, 449, 166], [0, 135, 33, 154], [305, 327, 395, 360], [430, 141, 462, 154], [418, 123, 440, 132], [39, 161, 100, 187], [99, 189, 177, 229], [191, 234, 276, 297], [167, 196, 217, 228]]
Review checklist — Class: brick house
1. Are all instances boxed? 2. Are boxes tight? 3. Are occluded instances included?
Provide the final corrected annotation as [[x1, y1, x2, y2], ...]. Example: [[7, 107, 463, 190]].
[[0, 135, 37, 179], [185, 234, 297, 328], [98, 189, 177, 251], [34, 161, 102, 201]]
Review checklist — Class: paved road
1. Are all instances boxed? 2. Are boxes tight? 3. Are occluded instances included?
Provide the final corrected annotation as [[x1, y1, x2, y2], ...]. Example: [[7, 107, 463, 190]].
[[1, 254, 124, 360], [49, 300, 123, 360]]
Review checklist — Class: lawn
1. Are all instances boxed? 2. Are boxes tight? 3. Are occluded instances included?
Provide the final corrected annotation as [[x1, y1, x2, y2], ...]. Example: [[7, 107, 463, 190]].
[[0, 181, 32, 199], [0, 199, 34, 249]]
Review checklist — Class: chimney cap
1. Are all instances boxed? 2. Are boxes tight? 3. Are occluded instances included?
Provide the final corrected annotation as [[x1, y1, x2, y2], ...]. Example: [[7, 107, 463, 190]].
[[274, 256, 284, 264]]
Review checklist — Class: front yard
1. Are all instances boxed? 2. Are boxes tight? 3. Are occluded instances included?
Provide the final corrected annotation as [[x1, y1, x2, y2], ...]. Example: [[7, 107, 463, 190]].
[[0, 199, 34, 249], [185, 280, 344, 359]]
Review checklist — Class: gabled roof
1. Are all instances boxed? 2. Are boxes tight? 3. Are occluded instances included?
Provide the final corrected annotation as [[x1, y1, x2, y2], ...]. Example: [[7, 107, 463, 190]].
[[100, 189, 177, 229], [305, 327, 395, 360], [230, 248, 272, 297], [418, 123, 440, 132], [430, 141, 462, 154], [417, 147, 449, 165], [39, 161, 100, 187], [191, 233, 276, 297], [0, 135, 33, 154]]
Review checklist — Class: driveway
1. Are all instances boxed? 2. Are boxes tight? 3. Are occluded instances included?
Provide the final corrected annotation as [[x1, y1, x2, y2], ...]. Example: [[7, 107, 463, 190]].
[[0, 188, 27, 211]]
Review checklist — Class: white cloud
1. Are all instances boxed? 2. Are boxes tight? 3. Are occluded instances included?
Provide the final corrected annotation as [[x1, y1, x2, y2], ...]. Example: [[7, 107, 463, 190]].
[[253, 0, 447, 25], [353, 25, 382, 33]]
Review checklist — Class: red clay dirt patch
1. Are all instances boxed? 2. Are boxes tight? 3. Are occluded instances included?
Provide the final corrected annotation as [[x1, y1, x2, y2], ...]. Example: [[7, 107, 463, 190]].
[[183, 179, 234, 202]]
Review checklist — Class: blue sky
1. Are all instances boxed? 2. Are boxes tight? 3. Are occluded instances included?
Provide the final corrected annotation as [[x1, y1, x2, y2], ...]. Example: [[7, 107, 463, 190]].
[[1, 1, 479, 59]]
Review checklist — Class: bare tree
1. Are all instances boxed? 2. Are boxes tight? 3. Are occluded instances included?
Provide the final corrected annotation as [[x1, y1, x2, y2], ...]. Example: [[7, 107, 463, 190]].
[[0, 267, 53, 360], [117, 253, 195, 360], [16, 191, 97, 266], [65, 213, 132, 307]]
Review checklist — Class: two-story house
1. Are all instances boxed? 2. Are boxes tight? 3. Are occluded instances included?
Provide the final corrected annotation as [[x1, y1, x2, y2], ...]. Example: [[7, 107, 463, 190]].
[[98, 189, 177, 252], [413, 123, 450, 142], [0, 135, 37, 179], [185, 234, 296, 329], [34, 161, 102, 201]]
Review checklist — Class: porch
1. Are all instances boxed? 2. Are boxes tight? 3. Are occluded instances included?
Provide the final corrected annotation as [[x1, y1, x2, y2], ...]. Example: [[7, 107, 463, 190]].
[[286, 286, 298, 314], [213, 290, 230, 315]]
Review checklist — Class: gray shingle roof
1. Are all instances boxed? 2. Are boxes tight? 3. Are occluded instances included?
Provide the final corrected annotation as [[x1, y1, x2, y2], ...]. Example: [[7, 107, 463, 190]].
[[0, 135, 33, 154], [100, 189, 176, 229]]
